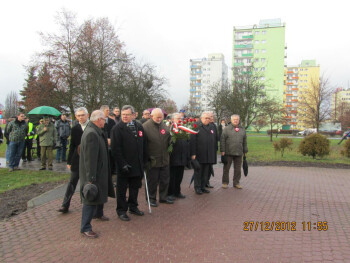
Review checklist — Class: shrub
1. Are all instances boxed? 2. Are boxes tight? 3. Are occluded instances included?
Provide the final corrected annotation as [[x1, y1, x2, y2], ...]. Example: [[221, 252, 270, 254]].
[[340, 140, 350, 158], [273, 138, 293, 157], [298, 133, 330, 159]]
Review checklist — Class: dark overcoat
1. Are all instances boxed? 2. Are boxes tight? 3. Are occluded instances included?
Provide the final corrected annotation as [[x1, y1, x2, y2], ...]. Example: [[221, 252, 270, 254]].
[[143, 119, 171, 168], [67, 123, 84, 172], [110, 121, 147, 177], [170, 139, 190, 167], [79, 122, 115, 206], [190, 121, 217, 164], [103, 117, 116, 138]]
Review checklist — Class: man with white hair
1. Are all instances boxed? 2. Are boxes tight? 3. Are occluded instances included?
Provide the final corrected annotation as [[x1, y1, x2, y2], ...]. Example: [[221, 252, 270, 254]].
[[58, 107, 89, 213], [79, 110, 115, 238], [190, 111, 217, 195], [143, 108, 173, 206], [220, 114, 248, 189]]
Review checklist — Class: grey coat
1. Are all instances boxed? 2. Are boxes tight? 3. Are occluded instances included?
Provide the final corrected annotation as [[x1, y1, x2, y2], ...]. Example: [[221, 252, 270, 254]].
[[79, 122, 110, 205], [220, 124, 248, 156]]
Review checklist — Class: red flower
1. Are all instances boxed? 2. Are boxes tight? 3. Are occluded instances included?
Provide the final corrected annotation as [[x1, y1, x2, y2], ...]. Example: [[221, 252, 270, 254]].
[[189, 118, 193, 122], [178, 120, 182, 124], [193, 123, 197, 128], [183, 120, 187, 124]]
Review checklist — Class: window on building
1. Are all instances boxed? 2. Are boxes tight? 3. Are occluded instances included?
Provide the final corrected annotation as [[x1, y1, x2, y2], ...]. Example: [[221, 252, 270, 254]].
[[255, 49, 259, 54], [255, 31, 260, 35], [255, 58, 259, 62], [261, 67, 265, 71], [262, 30, 266, 35], [261, 77, 265, 81], [262, 49, 266, 53], [262, 40, 266, 44], [261, 58, 266, 63], [255, 40, 259, 44]]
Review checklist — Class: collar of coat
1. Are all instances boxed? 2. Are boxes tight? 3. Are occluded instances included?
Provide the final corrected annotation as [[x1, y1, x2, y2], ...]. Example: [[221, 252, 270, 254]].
[[88, 121, 104, 136]]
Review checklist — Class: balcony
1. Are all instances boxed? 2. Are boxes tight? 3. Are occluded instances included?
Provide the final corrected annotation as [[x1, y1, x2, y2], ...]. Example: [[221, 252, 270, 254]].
[[291, 99, 298, 102], [194, 95, 201, 98], [190, 77, 196, 80], [290, 122, 297, 125], [285, 105, 292, 107], [234, 62, 244, 66], [291, 88, 298, 91], [286, 82, 293, 85], [195, 83, 201, 86], [190, 89, 196, 92], [234, 44, 253, 49], [195, 71, 202, 74], [242, 53, 253, 57], [242, 35, 253, 39], [292, 77, 299, 79], [286, 94, 292, 96], [285, 116, 292, 119], [291, 110, 297, 113], [287, 71, 294, 74], [190, 65, 200, 69]]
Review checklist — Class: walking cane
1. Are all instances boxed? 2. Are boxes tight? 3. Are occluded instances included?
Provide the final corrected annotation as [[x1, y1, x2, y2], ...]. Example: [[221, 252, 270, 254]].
[[144, 172, 152, 214]]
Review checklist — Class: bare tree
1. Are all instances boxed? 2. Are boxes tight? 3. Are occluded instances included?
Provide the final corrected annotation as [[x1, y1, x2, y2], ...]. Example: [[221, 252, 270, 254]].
[[228, 65, 267, 129], [298, 75, 333, 132], [5, 91, 20, 118], [261, 99, 286, 142], [205, 80, 231, 125]]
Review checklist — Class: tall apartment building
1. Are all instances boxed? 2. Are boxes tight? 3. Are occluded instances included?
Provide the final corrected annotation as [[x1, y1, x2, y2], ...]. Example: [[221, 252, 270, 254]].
[[232, 19, 286, 103], [189, 53, 228, 116], [284, 60, 320, 130], [331, 88, 350, 121]]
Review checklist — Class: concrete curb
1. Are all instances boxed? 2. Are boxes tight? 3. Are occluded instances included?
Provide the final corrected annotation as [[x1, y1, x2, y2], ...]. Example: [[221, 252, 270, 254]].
[[27, 182, 80, 209]]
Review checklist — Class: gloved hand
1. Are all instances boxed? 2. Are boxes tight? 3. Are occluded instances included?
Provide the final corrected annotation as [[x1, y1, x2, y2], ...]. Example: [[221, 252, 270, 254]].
[[122, 164, 132, 174]]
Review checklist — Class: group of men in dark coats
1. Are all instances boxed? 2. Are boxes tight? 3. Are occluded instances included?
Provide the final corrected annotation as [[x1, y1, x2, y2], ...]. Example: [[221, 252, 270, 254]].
[[58, 103, 242, 239]]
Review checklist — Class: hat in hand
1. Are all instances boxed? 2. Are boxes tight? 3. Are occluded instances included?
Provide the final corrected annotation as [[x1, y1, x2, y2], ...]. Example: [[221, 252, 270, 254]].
[[82, 183, 98, 202]]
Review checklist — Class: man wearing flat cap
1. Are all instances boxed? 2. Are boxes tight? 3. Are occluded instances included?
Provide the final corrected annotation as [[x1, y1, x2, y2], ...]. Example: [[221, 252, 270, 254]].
[[79, 110, 115, 238]]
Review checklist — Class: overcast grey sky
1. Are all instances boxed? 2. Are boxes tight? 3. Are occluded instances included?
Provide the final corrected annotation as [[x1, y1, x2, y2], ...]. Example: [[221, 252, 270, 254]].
[[1, 0, 349, 109]]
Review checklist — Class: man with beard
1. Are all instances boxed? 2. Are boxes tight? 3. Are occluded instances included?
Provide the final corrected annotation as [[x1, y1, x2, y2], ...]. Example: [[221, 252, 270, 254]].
[[111, 105, 147, 221]]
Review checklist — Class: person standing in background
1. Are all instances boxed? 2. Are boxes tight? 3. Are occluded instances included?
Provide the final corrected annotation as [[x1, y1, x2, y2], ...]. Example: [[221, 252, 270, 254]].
[[55, 114, 71, 163]]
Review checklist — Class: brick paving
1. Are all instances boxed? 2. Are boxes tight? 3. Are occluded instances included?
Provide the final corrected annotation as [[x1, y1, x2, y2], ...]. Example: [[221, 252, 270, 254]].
[[1, 165, 350, 263]]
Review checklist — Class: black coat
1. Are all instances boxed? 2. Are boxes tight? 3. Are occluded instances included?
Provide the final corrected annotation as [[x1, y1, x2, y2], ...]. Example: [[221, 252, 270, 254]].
[[103, 117, 116, 138], [170, 139, 190, 167], [67, 123, 84, 172], [190, 121, 217, 164], [110, 121, 147, 177]]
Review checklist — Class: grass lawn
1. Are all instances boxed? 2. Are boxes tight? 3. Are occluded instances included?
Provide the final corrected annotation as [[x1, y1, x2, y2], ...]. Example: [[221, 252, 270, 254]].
[[0, 168, 69, 194], [247, 136, 350, 165]]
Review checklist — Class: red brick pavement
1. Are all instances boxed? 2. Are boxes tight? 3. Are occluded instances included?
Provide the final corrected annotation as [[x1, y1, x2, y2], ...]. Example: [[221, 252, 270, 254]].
[[1, 166, 350, 263]]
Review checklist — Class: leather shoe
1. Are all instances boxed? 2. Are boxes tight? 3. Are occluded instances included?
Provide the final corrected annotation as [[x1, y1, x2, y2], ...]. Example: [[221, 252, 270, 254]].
[[129, 208, 144, 216], [150, 201, 158, 207], [118, 214, 130, 221], [58, 206, 69, 213], [175, 193, 186, 199], [201, 189, 210, 193], [81, 231, 98, 238], [159, 198, 174, 204], [93, 215, 109, 221], [195, 189, 203, 195], [39, 167, 46, 170], [168, 195, 175, 201], [206, 183, 214, 188]]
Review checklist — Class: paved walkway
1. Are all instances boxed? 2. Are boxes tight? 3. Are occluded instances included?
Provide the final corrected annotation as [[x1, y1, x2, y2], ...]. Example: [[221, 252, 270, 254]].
[[1, 165, 350, 262]]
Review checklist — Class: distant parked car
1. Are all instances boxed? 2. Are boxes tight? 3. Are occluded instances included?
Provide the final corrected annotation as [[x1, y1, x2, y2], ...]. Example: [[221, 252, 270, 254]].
[[298, 128, 317, 136]]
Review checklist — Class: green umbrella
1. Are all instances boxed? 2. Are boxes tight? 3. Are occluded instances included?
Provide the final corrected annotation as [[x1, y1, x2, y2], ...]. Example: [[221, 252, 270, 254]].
[[28, 106, 61, 117]]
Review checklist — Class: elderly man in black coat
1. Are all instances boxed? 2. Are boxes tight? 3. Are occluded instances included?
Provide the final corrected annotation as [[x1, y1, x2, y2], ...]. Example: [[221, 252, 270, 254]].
[[190, 111, 217, 195], [79, 110, 115, 238], [168, 113, 190, 199], [111, 105, 147, 221], [58, 107, 89, 213]]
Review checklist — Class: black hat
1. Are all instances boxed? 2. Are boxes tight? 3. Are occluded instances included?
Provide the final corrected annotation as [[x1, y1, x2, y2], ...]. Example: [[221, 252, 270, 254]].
[[82, 184, 98, 202]]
